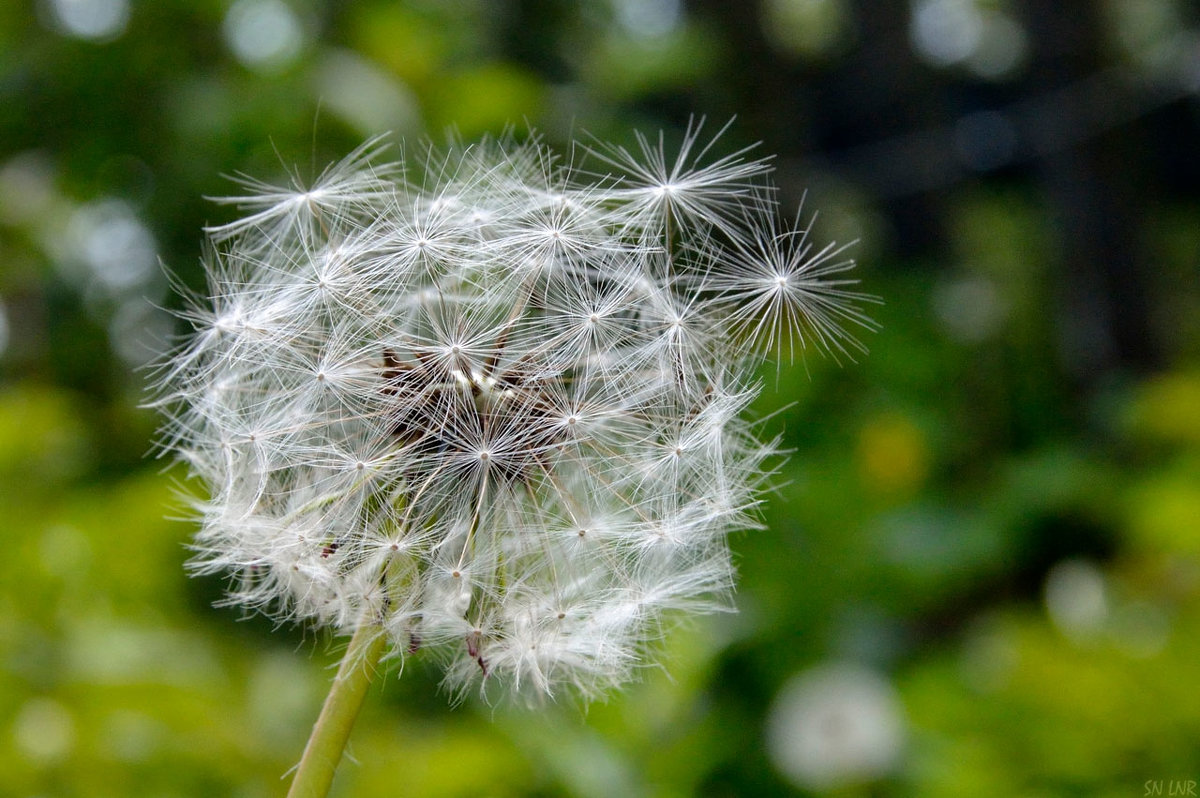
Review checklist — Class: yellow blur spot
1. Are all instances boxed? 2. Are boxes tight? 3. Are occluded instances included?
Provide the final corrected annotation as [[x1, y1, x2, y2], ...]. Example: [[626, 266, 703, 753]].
[[350, 7, 446, 84], [1127, 470, 1200, 556], [1127, 372, 1200, 447], [428, 64, 545, 139], [857, 413, 929, 498]]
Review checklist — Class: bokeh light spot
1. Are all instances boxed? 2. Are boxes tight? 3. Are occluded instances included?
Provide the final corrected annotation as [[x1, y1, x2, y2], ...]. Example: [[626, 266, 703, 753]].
[[613, 0, 682, 39], [967, 12, 1028, 79], [312, 50, 421, 136], [1044, 559, 1109, 640], [64, 199, 157, 293], [766, 663, 905, 791], [13, 698, 76, 763], [223, 0, 303, 71], [932, 273, 1008, 342], [910, 0, 983, 67], [43, 0, 129, 41], [0, 153, 57, 227], [760, 0, 849, 59]]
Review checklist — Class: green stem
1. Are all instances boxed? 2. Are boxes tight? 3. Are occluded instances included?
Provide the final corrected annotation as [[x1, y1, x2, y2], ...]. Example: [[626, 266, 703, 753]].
[[286, 619, 387, 798]]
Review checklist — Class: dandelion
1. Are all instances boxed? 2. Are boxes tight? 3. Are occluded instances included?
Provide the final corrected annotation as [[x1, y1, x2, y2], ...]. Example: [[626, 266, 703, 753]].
[[151, 121, 876, 796], [765, 663, 906, 791]]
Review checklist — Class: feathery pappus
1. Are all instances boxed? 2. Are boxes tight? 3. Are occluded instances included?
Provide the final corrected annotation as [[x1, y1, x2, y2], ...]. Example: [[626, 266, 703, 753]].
[[150, 122, 877, 702]]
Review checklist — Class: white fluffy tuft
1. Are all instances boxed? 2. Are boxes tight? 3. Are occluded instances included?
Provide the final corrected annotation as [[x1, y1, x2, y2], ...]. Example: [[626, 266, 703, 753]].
[[151, 123, 874, 702]]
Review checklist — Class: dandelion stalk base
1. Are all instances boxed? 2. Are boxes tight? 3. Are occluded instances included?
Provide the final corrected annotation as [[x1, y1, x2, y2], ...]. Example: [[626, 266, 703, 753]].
[[286, 621, 387, 798]]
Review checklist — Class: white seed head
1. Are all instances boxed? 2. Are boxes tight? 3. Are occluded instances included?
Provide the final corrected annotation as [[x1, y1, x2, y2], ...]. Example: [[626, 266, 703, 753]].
[[151, 123, 874, 702]]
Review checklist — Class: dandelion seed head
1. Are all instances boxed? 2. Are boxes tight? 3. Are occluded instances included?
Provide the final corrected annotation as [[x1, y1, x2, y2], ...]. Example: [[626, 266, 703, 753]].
[[152, 122, 874, 703]]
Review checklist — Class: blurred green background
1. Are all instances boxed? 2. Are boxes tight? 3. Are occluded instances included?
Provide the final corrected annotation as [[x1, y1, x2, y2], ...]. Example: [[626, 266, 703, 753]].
[[2, 1, 1199, 796]]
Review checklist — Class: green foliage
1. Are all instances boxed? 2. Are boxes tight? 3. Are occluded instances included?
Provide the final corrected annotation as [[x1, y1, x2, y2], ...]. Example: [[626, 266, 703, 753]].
[[1, 2, 1198, 796]]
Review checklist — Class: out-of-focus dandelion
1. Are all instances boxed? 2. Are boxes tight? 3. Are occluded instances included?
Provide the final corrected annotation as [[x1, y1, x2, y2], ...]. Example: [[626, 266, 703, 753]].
[[766, 662, 906, 791], [150, 121, 876, 797]]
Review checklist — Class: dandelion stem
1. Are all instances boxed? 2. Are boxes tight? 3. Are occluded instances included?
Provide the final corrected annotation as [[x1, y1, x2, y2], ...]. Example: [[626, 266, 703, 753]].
[[287, 619, 387, 798]]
